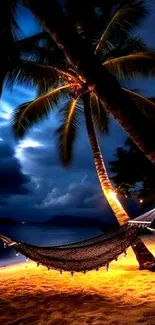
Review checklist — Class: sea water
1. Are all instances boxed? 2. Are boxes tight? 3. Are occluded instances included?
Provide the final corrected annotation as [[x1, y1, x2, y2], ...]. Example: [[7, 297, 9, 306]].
[[0, 224, 102, 266]]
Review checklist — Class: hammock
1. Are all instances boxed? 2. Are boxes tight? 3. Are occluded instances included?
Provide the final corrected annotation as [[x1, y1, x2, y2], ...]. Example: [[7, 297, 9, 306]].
[[0, 208, 155, 273]]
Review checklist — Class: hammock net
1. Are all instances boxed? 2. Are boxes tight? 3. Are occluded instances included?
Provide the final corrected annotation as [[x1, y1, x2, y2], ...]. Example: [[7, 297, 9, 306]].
[[0, 208, 155, 273]]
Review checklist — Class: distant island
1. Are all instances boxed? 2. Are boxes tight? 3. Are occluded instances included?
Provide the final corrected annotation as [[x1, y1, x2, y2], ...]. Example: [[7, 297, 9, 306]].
[[45, 215, 106, 228], [0, 215, 117, 231], [0, 218, 17, 224], [0, 215, 150, 234]]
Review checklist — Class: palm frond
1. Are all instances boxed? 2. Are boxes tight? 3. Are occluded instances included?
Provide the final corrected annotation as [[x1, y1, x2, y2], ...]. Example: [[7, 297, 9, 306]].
[[12, 83, 75, 138], [16, 32, 46, 45], [6, 60, 60, 90], [7, 0, 22, 40], [104, 52, 155, 80], [56, 98, 81, 166], [103, 36, 151, 61], [65, 0, 99, 41], [15, 31, 66, 69], [0, 0, 20, 95], [6, 59, 80, 96], [95, 1, 147, 55], [90, 93, 110, 133], [21, 42, 66, 67], [123, 88, 155, 121], [15, 32, 46, 59]]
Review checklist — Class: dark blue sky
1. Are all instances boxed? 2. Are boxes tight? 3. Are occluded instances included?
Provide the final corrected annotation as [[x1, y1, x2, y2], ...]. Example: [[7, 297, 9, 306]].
[[0, 1, 155, 222]]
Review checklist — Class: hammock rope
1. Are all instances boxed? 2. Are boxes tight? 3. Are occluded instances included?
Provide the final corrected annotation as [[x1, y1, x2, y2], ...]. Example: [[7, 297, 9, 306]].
[[0, 225, 143, 272], [0, 208, 155, 273]]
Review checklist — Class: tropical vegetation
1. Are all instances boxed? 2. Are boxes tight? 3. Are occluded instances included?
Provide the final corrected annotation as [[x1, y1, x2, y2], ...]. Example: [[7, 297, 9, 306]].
[[109, 138, 155, 208]]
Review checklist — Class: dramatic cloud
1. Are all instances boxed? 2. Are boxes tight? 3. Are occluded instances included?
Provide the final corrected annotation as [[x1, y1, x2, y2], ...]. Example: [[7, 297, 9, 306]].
[[0, 140, 31, 202], [35, 174, 114, 221]]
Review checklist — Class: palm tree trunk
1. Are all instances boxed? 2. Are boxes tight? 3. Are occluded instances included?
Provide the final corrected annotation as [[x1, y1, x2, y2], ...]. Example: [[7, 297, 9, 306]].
[[83, 92, 155, 271], [84, 98, 129, 225], [24, 0, 155, 164]]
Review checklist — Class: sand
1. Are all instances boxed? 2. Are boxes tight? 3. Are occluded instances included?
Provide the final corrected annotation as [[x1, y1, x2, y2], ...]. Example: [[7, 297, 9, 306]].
[[0, 237, 155, 325]]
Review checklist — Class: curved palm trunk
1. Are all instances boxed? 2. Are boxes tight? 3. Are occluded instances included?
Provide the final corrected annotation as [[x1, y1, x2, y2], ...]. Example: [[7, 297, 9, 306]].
[[25, 0, 155, 164], [83, 92, 155, 270], [84, 96, 129, 225]]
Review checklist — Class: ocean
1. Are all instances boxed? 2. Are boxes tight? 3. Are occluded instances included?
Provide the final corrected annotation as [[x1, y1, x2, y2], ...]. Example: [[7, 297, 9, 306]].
[[0, 224, 102, 266]]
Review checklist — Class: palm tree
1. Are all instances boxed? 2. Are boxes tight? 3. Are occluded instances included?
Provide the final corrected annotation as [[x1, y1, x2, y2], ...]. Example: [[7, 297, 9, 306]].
[[1, 0, 153, 268], [23, 0, 155, 164], [9, 24, 155, 269]]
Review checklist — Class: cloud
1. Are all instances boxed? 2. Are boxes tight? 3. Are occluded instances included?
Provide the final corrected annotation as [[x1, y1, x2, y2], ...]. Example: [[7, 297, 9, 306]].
[[15, 138, 44, 163], [0, 141, 31, 203], [40, 190, 73, 208], [36, 174, 109, 213]]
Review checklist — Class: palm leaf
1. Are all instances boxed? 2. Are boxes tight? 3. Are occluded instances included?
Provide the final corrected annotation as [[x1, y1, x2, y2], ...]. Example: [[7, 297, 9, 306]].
[[12, 83, 76, 138], [104, 52, 155, 80], [6, 58, 80, 96], [95, 1, 147, 55], [56, 98, 81, 166], [20, 40, 66, 68], [15, 32, 46, 61], [15, 31, 66, 69], [90, 93, 110, 133], [0, 0, 22, 94], [103, 36, 151, 61], [6, 59, 60, 90], [7, 0, 22, 40], [123, 88, 155, 121]]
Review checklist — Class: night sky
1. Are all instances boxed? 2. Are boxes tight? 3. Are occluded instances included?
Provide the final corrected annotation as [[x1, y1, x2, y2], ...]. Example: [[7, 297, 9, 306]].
[[0, 2, 155, 222]]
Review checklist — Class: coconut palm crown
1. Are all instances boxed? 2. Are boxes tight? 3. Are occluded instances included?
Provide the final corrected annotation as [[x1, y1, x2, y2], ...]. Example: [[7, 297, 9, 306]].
[[9, 0, 155, 166]]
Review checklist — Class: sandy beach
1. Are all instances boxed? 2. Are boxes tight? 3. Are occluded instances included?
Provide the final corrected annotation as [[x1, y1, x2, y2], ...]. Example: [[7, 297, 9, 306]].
[[0, 237, 155, 325]]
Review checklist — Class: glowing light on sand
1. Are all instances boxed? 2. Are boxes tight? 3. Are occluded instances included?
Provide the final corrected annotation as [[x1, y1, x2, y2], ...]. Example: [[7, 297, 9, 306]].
[[1, 240, 155, 325]]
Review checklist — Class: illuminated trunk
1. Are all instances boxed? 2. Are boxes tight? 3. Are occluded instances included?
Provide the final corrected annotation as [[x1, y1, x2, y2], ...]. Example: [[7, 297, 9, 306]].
[[24, 0, 155, 164], [83, 93, 155, 270], [83, 94, 129, 225]]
